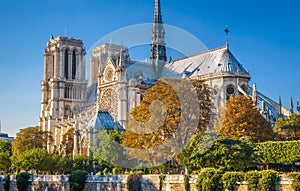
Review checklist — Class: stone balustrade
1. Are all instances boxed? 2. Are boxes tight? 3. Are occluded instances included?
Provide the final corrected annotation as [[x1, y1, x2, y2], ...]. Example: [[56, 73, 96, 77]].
[[0, 174, 295, 191]]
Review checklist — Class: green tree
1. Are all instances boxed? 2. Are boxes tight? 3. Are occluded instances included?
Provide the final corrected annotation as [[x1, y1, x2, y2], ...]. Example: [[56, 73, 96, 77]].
[[122, 78, 211, 166], [220, 96, 274, 142], [179, 135, 256, 171], [72, 154, 89, 171], [92, 130, 129, 168], [11, 148, 59, 173], [0, 140, 12, 155], [56, 156, 73, 174], [12, 126, 53, 155], [255, 140, 300, 169], [0, 140, 12, 172], [274, 114, 300, 140], [0, 152, 11, 172]]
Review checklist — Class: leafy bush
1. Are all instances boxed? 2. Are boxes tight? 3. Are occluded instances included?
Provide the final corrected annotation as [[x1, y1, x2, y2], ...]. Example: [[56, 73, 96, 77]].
[[127, 173, 142, 191], [184, 174, 190, 191], [4, 175, 10, 191], [288, 173, 300, 191], [222, 172, 244, 191], [69, 170, 88, 191], [159, 175, 166, 191], [197, 168, 222, 191], [260, 170, 278, 191], [16, 172, 31, 191], [245, 171, 260, 191], [256, 140, 300, 167]]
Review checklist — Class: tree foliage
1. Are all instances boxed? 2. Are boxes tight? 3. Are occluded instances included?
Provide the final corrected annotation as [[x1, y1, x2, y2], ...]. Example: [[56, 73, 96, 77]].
[[274, 114, 300, 140], [220, 96, 274, 142], [92, 130, 129, 168], [72, 154, 90, 171], [196, 168, 222, 191], [179, 135, 256, 171], [255, 140, 300, 167], [0, 140, 12, 172], [288, 173, 300, 191], [244, 171, 261, 191], [0, 140, 12, 155], [122, 78, 211, 165], [12, 126, 52, 155], [11, 148, 59, 173], [222, 172, 244, 191], [260, 170, 278, 191]]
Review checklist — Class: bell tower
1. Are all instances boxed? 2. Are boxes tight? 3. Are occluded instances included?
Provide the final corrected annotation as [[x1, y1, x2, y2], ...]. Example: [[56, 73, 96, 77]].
[[39, 36, 87, 151]]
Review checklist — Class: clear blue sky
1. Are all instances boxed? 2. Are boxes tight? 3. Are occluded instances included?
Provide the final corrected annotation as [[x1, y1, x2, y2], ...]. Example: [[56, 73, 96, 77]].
[[0, 0, 299, 136]]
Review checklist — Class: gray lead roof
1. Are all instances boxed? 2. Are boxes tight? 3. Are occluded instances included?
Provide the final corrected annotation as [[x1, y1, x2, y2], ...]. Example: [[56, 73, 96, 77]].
[[165, 46, 248, 78]]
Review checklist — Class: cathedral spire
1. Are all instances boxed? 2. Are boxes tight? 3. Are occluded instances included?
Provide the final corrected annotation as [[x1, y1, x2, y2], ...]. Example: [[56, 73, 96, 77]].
[[225, 25, 229, 49], [279, 95, 283, 118], [151, 0, 167, 78], [290, 96, 294, 114], [154, 0, 163, 24]]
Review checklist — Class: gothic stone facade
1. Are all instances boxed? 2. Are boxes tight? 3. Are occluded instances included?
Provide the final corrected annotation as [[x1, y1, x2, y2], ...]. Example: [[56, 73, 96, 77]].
[[39, 0, 264, 155]]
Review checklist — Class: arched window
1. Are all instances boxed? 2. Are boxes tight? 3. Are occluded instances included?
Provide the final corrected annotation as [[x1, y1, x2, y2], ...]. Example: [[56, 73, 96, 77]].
[[64, 49, 69, 79], [72, 50, 76, 79]]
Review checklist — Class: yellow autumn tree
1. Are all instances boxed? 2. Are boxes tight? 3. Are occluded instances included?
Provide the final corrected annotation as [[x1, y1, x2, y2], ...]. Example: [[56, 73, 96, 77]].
[[121, 78, 212, 166], [220, 95, 274, 142]]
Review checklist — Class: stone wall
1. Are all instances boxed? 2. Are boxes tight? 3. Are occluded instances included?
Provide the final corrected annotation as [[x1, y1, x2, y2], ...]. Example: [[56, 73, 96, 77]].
[[0, 174, 295, 191]]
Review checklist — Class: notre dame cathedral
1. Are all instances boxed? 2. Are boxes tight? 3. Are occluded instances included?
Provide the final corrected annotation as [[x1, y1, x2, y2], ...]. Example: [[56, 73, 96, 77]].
[[39, 0, 296, 156]]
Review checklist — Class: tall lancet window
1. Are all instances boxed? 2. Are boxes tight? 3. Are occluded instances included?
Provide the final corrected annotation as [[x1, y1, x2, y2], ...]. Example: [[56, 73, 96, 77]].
[[64, 49, 69, 79], [72, 50, 76, 80]]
